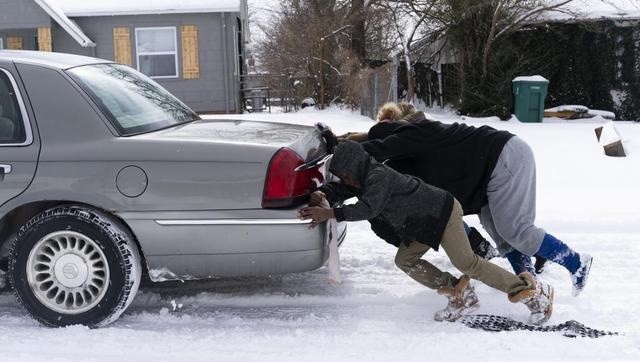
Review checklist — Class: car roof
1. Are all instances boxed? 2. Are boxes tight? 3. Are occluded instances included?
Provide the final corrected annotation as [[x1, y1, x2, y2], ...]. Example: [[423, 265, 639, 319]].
[[0, 50, 112, 70]]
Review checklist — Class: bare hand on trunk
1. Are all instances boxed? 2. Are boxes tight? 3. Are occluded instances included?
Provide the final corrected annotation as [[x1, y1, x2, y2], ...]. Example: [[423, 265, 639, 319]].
[[298, 203, 334, 229]]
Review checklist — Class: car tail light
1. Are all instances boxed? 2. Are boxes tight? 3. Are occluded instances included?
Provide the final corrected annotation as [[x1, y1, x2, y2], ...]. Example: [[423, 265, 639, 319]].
[[262, 147, 324, 208]]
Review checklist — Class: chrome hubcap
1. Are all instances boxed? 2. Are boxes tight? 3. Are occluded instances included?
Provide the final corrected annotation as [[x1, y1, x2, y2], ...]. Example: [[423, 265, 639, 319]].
[[54, 254, 88, 288], [27, 231, 110, 314]]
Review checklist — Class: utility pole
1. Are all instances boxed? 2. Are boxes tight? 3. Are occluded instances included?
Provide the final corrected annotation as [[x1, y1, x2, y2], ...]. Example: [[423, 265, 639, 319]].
[[392, 53, 398, 102], [320, 38, 326, 109]]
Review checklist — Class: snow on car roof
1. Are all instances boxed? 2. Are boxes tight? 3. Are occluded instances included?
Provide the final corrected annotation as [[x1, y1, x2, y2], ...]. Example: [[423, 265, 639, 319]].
[[47, 0, 242, 17], [0, 50, 110, 70]]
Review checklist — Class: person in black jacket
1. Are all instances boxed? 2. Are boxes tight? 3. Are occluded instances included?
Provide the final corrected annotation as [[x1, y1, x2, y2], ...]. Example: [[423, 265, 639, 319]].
[[342, 106, 503, 262], [354, 110, 592, 296], [299, 140, 554, 325]]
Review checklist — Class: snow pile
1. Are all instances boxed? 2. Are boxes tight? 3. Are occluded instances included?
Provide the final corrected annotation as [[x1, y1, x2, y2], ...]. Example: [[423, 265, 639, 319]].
[[597, 121, 622, 146], [546, 105, 590, 113], [545, 105, 616, 120], [588, 109, 616, 120], [0, 107, 639, 361]]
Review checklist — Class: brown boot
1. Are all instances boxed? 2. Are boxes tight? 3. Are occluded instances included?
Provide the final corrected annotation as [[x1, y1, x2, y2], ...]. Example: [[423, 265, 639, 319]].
[[434, 275, 479, 322], [509, 272, 554, 326]]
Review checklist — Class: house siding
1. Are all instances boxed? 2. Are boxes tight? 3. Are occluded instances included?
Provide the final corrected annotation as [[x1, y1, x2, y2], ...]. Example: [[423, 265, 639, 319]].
[[0, 0, 51, 29], [51, 13, 242, 113]]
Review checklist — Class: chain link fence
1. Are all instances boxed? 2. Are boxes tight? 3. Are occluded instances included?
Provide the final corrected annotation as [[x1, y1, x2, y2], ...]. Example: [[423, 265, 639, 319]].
[[240, 73, 353, 113], [359, 64, 395, 119], [242, 61, 454, 119], [241, 68, 396, 117]]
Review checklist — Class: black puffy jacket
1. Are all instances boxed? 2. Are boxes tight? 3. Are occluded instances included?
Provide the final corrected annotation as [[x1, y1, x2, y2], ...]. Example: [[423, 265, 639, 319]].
[[363, 113, 514, 215]]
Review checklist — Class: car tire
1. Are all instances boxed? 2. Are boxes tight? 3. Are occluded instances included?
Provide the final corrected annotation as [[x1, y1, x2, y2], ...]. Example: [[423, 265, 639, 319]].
[[9, 206, 141, 327], [0, 260, 8, 292]]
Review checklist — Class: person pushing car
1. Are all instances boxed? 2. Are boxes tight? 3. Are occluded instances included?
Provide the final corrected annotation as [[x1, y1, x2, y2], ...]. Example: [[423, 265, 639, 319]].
[[299, 140, 554, 325]]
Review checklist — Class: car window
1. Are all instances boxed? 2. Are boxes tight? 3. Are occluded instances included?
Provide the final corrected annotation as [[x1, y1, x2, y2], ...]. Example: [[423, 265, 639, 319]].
[[67, 64, 199, 136], [0, 70, 26, 144]]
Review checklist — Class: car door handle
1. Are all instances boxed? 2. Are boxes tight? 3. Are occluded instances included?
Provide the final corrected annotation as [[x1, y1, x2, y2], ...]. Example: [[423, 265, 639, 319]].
[[0, 164, 12, 174]]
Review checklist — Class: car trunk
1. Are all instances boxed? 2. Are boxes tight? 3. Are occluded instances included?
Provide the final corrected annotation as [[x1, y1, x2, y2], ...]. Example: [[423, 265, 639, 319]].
[[129, 119, 331, 210], [145, 119, 328, 162]]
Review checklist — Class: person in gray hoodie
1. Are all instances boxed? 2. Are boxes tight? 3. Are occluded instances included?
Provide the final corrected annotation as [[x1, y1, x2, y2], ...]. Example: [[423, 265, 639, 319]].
[[299, 140, 554, 325]]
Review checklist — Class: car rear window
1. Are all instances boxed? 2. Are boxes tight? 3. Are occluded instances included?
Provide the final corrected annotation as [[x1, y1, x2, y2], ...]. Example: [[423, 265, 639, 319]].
[[67, 64, 199, 136], [0, 70, 27, 144]]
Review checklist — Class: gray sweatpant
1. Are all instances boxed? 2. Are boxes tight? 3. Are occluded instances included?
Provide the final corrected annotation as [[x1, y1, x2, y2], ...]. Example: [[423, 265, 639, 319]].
[[479, 136, 546, 256]]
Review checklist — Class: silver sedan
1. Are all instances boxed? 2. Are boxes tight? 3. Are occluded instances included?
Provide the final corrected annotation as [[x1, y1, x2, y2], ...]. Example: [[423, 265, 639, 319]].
[[0, 50, 344, 327]]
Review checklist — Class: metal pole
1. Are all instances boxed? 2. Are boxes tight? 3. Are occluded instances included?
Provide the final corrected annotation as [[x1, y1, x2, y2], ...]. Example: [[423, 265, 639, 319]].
[[427, 74, 432, 107], [286, 72, 291, 112], [320, 39, 325, 110], [373, 73, 378, 119], [437, 63, 444, 108], [392, 54, 398, 102], [221, 13, 230, 113]]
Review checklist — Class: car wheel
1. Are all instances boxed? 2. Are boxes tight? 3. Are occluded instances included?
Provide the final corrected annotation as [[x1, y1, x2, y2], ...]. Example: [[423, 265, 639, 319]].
[[0, 260, 8, 291], [9, 206, 141, 327]]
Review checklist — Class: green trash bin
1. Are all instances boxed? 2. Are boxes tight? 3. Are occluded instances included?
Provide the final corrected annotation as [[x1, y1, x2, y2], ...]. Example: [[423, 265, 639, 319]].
[[512, 76, 549, 123]]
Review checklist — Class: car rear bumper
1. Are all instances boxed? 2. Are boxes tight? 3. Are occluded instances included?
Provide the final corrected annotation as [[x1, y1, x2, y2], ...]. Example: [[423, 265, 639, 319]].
[[118, 209, 347, 280]]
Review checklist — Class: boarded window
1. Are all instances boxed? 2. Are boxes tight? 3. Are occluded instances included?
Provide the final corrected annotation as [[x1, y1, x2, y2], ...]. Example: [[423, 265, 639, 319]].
[[113, 27, 132, 66], [181, 25, 200, 79], [38, 27, 52, 52], [7, 37, 23, 50]]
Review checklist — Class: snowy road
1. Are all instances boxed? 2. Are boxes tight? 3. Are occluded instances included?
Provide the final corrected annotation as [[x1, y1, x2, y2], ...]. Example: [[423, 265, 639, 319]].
[[1, 109, 639, 361]]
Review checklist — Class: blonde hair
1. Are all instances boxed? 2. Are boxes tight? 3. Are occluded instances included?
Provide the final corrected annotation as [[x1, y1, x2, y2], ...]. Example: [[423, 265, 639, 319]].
[[377, 102, 402, 122], [397, 102, 416, 117]]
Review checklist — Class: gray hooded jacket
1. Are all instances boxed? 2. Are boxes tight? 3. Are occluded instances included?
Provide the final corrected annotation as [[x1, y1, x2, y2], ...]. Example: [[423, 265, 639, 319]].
[[320, 140, 454, 249]]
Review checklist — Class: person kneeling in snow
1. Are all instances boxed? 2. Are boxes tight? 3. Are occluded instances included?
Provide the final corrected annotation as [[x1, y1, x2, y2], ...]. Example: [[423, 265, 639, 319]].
[[299, 140, 554, 325]]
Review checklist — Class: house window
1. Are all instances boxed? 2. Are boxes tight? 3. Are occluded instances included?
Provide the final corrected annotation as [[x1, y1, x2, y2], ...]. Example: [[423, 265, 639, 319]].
[[0, 38, 4, 50], [135, 27, 178, 78]]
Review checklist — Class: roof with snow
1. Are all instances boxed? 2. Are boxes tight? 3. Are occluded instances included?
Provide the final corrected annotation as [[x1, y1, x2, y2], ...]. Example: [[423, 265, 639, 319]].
[[44, 0, 242, 17], [544, 0, 640, 22], [32, 0, 244, 48]]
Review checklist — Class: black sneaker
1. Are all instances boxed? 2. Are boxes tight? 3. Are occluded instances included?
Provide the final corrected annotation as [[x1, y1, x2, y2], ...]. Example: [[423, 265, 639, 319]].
[[468, 227, 498, 260], [534, 256, 547, 274]]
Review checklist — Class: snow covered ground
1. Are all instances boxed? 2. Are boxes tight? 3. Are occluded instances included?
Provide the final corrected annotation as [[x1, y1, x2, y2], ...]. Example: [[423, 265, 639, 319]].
[[1, 108, 639, 361]]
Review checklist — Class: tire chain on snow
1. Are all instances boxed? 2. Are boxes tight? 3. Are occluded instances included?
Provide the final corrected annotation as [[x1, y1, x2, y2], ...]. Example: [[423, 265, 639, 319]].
[[460, 314, 619, 338]]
